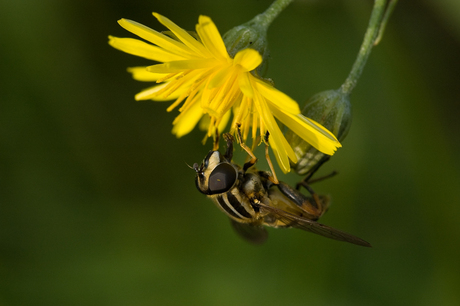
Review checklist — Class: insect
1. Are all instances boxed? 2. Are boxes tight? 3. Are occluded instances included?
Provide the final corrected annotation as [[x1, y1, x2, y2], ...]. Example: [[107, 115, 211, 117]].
[[193, 132, 371, 247]]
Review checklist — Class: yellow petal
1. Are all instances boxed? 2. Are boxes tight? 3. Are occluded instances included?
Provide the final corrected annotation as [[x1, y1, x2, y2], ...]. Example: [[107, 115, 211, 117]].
[[172, 101, 203, 137], [135, 83, 183, 101], [152, 13, 210, 58], [127, 66, 169, 82], [238, 71, 254, 98], [218, 110, 232, 133], [252, 91, 295, 173], [269, 105, 341, 155], [253, 78, 300, 114], [251, 107, 258, 142], [196, 15, 229, 60], [207, 65, 234, 89], [108, 36, 186, 62], [212, 77, 240, 115], [147, 59, 218, 73], [117, 19, 197, 59], [198, 114, 210, 131], [233, 49, 262, 71], [270, 130, 298, 173]]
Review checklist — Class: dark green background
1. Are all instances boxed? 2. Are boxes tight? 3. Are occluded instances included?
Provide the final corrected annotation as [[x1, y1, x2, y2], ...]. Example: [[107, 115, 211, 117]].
[[2, 0, 460, 305]]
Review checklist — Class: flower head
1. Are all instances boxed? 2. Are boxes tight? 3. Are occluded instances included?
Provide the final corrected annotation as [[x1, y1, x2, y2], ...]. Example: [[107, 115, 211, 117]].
[[109, 13, 341, 173]]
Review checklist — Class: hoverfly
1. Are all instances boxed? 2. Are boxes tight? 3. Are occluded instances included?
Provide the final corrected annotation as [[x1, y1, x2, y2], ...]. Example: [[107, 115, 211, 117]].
[[193, 133, 371, 247]]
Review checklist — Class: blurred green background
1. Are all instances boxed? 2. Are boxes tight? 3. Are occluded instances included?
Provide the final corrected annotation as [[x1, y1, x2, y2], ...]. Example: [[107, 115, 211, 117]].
[[1, 0, 460, 305]]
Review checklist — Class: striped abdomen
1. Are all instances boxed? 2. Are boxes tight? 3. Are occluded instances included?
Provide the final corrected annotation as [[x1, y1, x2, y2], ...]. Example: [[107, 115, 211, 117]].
[[211, 188, 255, 223]]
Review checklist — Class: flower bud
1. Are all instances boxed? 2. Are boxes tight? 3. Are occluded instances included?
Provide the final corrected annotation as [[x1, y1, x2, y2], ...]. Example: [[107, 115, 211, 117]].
[[223, 15, 270, 75], [286, 88, 352, 175]]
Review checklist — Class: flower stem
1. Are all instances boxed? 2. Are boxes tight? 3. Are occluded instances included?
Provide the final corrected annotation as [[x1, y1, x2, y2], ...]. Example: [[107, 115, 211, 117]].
[[253, 0, 296, 30], [374, 0, 398, 45], [340, 0, 397, 95]]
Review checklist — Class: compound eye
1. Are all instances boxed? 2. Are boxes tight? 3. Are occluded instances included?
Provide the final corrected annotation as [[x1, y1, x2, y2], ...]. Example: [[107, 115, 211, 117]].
[[208, 163, 237, 194]]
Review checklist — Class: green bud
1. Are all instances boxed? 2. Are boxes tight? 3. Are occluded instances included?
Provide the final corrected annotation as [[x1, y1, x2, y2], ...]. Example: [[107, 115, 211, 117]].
[[223, 15, 270, 75], [286, 88, 352, 175]]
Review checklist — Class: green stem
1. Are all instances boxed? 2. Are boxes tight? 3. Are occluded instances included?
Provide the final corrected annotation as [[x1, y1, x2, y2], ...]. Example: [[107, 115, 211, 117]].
[[341, 0, 395, 95], [252, 0, 296, 30], [374, 0, 398, 45]]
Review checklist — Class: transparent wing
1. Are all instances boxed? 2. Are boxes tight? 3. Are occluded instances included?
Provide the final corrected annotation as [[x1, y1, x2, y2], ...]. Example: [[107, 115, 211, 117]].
[[254, 202, 371, 247], [229, 218, 268, 245]]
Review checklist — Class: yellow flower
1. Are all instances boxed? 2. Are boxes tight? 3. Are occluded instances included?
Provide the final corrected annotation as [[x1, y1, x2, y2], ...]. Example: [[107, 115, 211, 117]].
[[108, 13, 341, 173]]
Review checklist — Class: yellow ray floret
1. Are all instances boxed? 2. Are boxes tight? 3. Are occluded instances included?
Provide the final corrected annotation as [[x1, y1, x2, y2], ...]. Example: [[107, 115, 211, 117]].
[[109, 13, 341, 173]]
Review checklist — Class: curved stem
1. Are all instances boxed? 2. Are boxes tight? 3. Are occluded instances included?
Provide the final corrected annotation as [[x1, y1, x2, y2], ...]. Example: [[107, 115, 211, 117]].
[[341, 0, 396, 95], [374, 0, 398, 45], [252, 0, 296, 30]]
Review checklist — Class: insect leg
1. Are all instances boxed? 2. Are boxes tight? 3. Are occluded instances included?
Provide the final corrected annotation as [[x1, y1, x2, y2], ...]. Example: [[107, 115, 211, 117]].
[[264, 132, 279, 184], [213, 128, 220, 151], [275, 182, 323, 220], [295, 156, 334, 190], [307, 171, 338, 184], [223, 133, 234, 161], [301, 184, 322, 213], [236, 123, 258, 171], [288, 156, 332, 217]]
